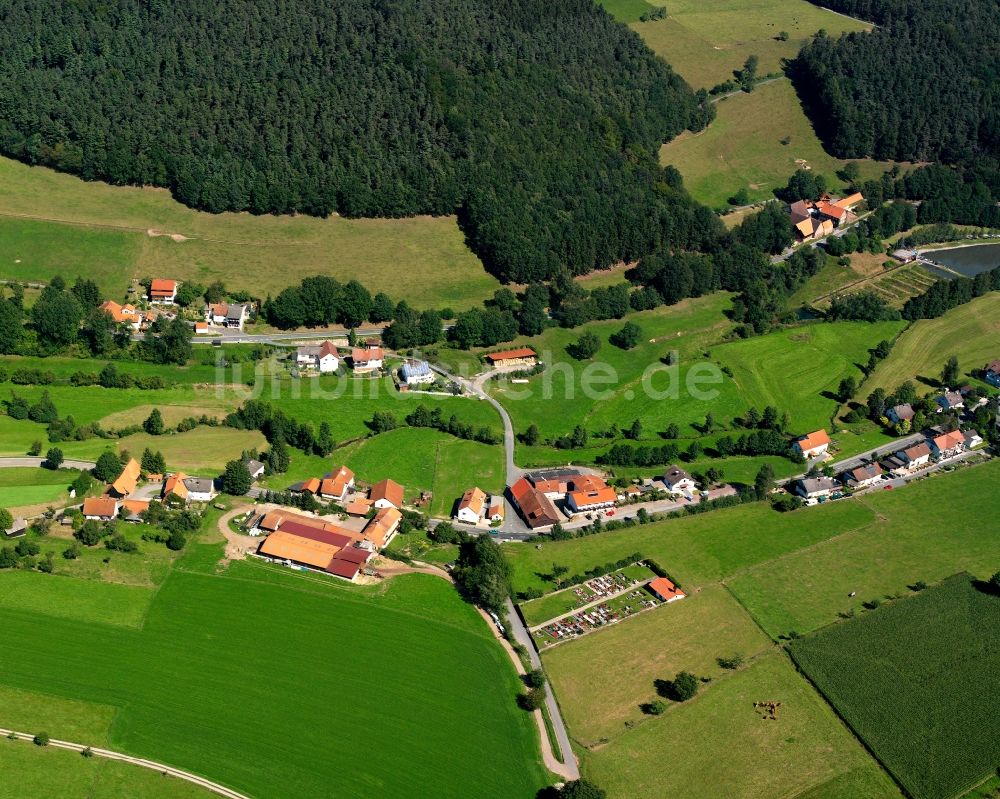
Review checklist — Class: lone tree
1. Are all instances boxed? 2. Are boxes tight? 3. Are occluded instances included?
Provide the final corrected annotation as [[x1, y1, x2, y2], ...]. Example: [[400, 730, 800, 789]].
[[0, 507, 12, 532], [143, 408, 165, 435], [567, 331, 601, 360], [609, 321, 641, 350], [754, 463, 776, 500], [93, 450, 122, 482], [664, 670, 699, 702], [44, 447, 63, 470], [553, 779, 607, 799], [522, 424, 540, 446], [221, 459, 252, 495], [941, 355, 960, 387], [452, 535, 512, 616]]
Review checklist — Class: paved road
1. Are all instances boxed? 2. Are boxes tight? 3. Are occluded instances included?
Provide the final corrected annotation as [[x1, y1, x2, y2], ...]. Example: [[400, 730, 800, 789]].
[[0, 456, 96, 470], [135, 324, 454, 346], [505, 598, 580, 780], [0, 729, 250, 799]]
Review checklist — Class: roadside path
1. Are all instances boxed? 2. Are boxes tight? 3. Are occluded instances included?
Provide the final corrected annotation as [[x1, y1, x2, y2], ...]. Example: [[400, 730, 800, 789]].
[[0, 456, 96, 470], [0, 729, 250, 799]]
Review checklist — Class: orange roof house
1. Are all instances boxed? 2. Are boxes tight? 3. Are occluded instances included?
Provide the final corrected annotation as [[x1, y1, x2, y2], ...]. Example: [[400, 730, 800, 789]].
[[929, 430, 965, 456], [150, 279, 178, 301], [364, 507, 402, 548], [111, 458, 141, 497], [567, 486, 618, 513], [793, 430, 831, 458], [99, 300, 140, 326], [319, 466, 354, 500], [162, 472, 189, 500], [456, 487, 487, 523], [648, 577, 686, 603], [510, 477, 560, 529], [485, 347, 537, 367], [835, 192, 864, 209], [83, 496, 118, 519], [370, 478, 404, 509], [259, 531, 342, 570]]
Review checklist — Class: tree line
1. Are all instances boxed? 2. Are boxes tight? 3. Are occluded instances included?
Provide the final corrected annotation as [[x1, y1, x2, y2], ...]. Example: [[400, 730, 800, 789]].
[[0, 0, 716, 283]]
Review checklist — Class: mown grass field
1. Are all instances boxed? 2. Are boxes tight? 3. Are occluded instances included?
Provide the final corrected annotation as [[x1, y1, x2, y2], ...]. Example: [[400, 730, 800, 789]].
[[608, 0, 869, 90], [504, 498, 876, 596], [0, 559, 548, 798], [788, 575, 1000, 799], [486, 293, 895, 468], [0, 741, 212, 799], [0, 156, 498, 309], [660, 80, 890, 207], [727, 459, 1000, 639], [583, 652, 900, 799], [0, 466, 77, 511], [542, 585, 771, 744], [861, 291, 1000, 397]]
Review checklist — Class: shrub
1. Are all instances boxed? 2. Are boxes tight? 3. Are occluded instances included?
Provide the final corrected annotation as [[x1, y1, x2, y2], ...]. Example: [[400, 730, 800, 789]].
[[717, 654, 744, 670], [33, 732, 50, 746], [517, 688, 546, 711], [641, 699, 667, 715]]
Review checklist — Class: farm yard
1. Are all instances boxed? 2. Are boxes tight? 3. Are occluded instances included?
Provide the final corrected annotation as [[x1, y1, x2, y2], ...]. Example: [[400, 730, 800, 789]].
[[659, 80, 891, 208], [0, 553, 549, 799], [788, 575, 1000, 799], [0, 156, 499, 309]]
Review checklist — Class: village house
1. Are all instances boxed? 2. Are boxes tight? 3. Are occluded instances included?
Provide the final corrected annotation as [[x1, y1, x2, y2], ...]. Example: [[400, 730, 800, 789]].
[[370, 478, 404, 509], [984, 359, 1000, 388], [648, 576, 686, 603], [400, 359, 435, 386], [294, 341, 339, 373], [895, 442, 932, 471], [224, 304, 247, 329], [510, 477, 560, 530], [345, 498, 373, 517], [793, 476, 839, 500], [661, 465, 697, 496], [793, 429, 831, 460], [121, 499, 150, 523], [193, 321, 209, 335], [789, 193, 863, 240], [935, 391, 964, 413], [207, 303, 229, 325], [928, 429, 965, 460], [319, 466, 355, 503], [289, 477, 322, 495], [3, 518, 27, 539], [485, 347, 537, 368], [840, 462, 882, 489], [964, 429, 985, 449], [82, 496, 119, 521], [243, 459, 266, 481], [351, 340, 384, 372], [527, 468, 581, 500], [891, 248, 918, 263], [487, 496, 505, 523], [456, 487, 487, 524], [566, 480, 618, 514], [99, 300, 142, 330], [149, 279, 178, 304], [363, 506, 402, 549], [886, 404, 915, 425], [109, 458, 141, 498], [162, 473, 217, 503]]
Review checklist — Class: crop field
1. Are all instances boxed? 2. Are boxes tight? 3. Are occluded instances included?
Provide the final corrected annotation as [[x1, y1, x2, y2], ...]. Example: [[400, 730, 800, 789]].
[[503, 498, 876, 596], [0, 466, 77, 511], [542, 585, 771, 743], [489, 293, 896, 467], [727, 460, 1000, 639], [583, 652, 899, 799], [0, 558, 548, 799], [812, 263, 938, 311], [788, 575, 1000, 799], [0, 156, 499, 310], [862, 291, 1000, 397], [0, 741, 211, 799], [610, 0, 869, 90], [660, 80, 889, 208]]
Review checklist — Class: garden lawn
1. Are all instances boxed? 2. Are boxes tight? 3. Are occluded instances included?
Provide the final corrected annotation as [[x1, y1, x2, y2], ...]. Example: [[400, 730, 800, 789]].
[[0, 563, 547, 799], [584, 652, 899, 799], [503, 498, 876, 596], [0, 741, 212, 799], [620, 0, 869, 89], [0, 156, 497, 310], [788, 575, 1000, 799], [861, 292, 1000, 397], [542, 585, 771, 744], [727, 460, 1000, 639], [0, 466, 77, 510], [660, 80, 890, 207]]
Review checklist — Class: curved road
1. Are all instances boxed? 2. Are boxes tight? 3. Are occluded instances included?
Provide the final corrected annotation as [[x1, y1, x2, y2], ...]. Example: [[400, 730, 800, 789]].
[[0, 729, 250, 799]]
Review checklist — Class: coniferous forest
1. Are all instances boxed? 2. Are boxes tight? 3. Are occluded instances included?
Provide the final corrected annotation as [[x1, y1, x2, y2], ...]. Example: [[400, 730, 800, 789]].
[[793, 0, 1000, 164], [0, 0, 718, 283]]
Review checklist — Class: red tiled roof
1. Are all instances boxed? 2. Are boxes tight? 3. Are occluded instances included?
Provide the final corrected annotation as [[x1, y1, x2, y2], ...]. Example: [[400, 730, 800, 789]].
[[370, 478, 404, 508], [796, 430, 831, 452], [326, 558, 361, 579], [569, 486, 617, 508], [648, 577, 685, 601], [510, 478, 560, 528], [486, 347, 536, 363], [932, 430, 964, 451], [150, 279, 177, 292], [277, 520, 358, 549], [112, 458, 141, 496], [83, 497, 117, 517]]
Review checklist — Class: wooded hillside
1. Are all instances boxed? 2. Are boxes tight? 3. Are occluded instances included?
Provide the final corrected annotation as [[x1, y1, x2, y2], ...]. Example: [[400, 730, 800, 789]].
[[0, 0, 717, 282], [793, 0, 1000, 163]]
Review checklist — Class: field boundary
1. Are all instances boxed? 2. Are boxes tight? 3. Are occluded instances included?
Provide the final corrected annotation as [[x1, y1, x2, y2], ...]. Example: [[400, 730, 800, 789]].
[[0, 729, 250, 799]]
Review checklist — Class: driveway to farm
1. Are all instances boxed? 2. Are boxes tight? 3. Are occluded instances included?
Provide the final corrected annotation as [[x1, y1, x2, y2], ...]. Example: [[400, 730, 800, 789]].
[[0, 728, 250, 799], [0, 456, 97, 470], [216, 505, 260, 561]]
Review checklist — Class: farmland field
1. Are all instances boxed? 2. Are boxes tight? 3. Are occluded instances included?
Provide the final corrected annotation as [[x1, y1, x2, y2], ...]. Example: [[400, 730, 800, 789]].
[[0, 156, 498, 309], [861, 292, 1000, 397], [611, 0, 869, 90], [0, 557, 548, 798], [542, 585, 771, 743], [788, 575, 1000, 799], [583, 652, 900, 799], [727, 459, 1000, 638], [660, 80, 890, 208]]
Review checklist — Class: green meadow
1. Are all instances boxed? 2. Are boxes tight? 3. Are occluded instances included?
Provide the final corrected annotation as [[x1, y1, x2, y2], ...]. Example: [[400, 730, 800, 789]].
[[0, 156, 498, 309], [0, 466, 77, 510], [0, 557, 548, 799]]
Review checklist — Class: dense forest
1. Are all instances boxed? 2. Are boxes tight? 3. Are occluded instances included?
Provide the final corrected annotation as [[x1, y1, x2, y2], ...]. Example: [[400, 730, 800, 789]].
[[793, 0, 1000, 163], [0, 0, 717, 282]]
